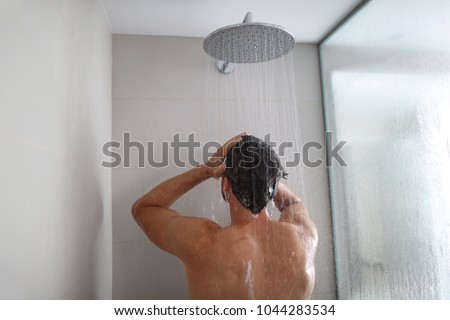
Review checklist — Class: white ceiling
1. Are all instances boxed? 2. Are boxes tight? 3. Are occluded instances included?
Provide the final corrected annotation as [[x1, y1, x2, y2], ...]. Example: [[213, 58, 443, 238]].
[[102, 0, 365, 43]]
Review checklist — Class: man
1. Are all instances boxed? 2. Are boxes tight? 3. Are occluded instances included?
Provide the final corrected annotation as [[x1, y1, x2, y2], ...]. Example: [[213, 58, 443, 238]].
[[132, 134, 318, 299]]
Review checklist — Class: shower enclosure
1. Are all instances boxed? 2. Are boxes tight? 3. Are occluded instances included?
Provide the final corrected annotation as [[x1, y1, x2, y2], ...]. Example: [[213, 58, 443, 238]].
[[320, 0, 450, 299]]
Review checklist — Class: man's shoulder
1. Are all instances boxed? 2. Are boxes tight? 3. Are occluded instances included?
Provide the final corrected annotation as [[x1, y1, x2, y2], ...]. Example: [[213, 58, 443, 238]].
[[179, 216, 222, 238], [278, 217, 318, 241]]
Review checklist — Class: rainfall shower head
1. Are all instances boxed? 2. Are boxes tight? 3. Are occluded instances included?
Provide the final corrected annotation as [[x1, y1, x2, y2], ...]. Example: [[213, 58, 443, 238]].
[[203, 12, 295, 64]]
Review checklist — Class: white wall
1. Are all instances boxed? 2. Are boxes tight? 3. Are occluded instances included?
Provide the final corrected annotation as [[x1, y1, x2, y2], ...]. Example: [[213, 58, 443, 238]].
[[112, 35, 336, 299], [0, 0, 112, 299]]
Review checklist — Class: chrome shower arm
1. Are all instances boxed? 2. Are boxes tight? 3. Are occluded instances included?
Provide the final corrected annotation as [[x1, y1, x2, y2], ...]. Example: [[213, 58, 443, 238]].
[[243, 12, 252, 23]]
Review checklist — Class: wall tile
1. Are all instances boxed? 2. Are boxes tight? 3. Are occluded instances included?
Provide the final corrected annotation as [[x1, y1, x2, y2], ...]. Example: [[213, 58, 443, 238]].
[[113, 241, 188, 299], [113, 36, 208, 100], [293, 44, 324, 103]]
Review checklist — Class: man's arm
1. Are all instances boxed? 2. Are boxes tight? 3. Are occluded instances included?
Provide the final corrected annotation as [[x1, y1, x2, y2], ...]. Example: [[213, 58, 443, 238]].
[[132, 165, 218, 259], [131, 134, 244, 260], [274, 183, 317, 238], [132, 165, 210, 211]]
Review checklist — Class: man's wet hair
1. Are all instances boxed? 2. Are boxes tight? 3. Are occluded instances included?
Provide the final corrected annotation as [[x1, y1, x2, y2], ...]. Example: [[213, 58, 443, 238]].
[[224, 135, 288, 214]]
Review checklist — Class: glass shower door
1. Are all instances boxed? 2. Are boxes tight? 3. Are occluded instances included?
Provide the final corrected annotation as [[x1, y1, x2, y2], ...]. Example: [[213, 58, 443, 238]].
[[320, 0, 450, 299]]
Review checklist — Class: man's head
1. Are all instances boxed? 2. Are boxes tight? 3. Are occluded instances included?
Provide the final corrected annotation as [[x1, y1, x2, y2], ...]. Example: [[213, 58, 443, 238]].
[[222, 135, 287, 214]]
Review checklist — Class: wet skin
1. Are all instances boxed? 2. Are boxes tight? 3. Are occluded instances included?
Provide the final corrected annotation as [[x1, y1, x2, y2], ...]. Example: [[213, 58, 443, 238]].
[[184, 208, 317, 299]]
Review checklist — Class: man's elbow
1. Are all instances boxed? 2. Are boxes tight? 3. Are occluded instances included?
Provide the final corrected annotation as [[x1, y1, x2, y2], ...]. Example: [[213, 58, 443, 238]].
[[131, 200, 142, 220], [132, 200, 159, 221]]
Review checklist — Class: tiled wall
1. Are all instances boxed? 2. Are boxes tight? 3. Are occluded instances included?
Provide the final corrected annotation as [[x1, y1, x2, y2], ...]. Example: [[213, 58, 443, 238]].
[[112, 35, 336, 299], [0, 0, 112, 299]]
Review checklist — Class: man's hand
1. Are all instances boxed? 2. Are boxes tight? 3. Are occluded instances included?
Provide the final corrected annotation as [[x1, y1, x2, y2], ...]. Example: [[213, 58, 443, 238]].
[[204, 133, 246, 178], [274, 183, 302, 212]]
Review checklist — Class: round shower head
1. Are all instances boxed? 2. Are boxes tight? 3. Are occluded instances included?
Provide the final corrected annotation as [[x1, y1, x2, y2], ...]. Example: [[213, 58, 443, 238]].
[[203, 18, 295, 64]]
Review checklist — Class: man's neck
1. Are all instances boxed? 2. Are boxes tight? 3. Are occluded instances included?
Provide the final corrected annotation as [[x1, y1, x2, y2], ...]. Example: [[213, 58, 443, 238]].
[[229, 201, 271, 226]]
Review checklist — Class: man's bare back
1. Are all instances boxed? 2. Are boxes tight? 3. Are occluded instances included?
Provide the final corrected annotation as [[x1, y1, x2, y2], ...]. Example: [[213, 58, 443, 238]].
[[132, 134, 318, 299], [185, 215, 316, 299]]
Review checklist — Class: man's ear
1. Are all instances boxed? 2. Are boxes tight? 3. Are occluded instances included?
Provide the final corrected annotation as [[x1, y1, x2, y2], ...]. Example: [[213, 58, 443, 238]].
[[222, 176, 231, 191], [221, 177, 231, 201]]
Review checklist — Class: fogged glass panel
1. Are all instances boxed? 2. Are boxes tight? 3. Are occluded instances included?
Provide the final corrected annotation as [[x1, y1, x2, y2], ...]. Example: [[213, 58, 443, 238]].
[[320, 0, 450, 299]]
